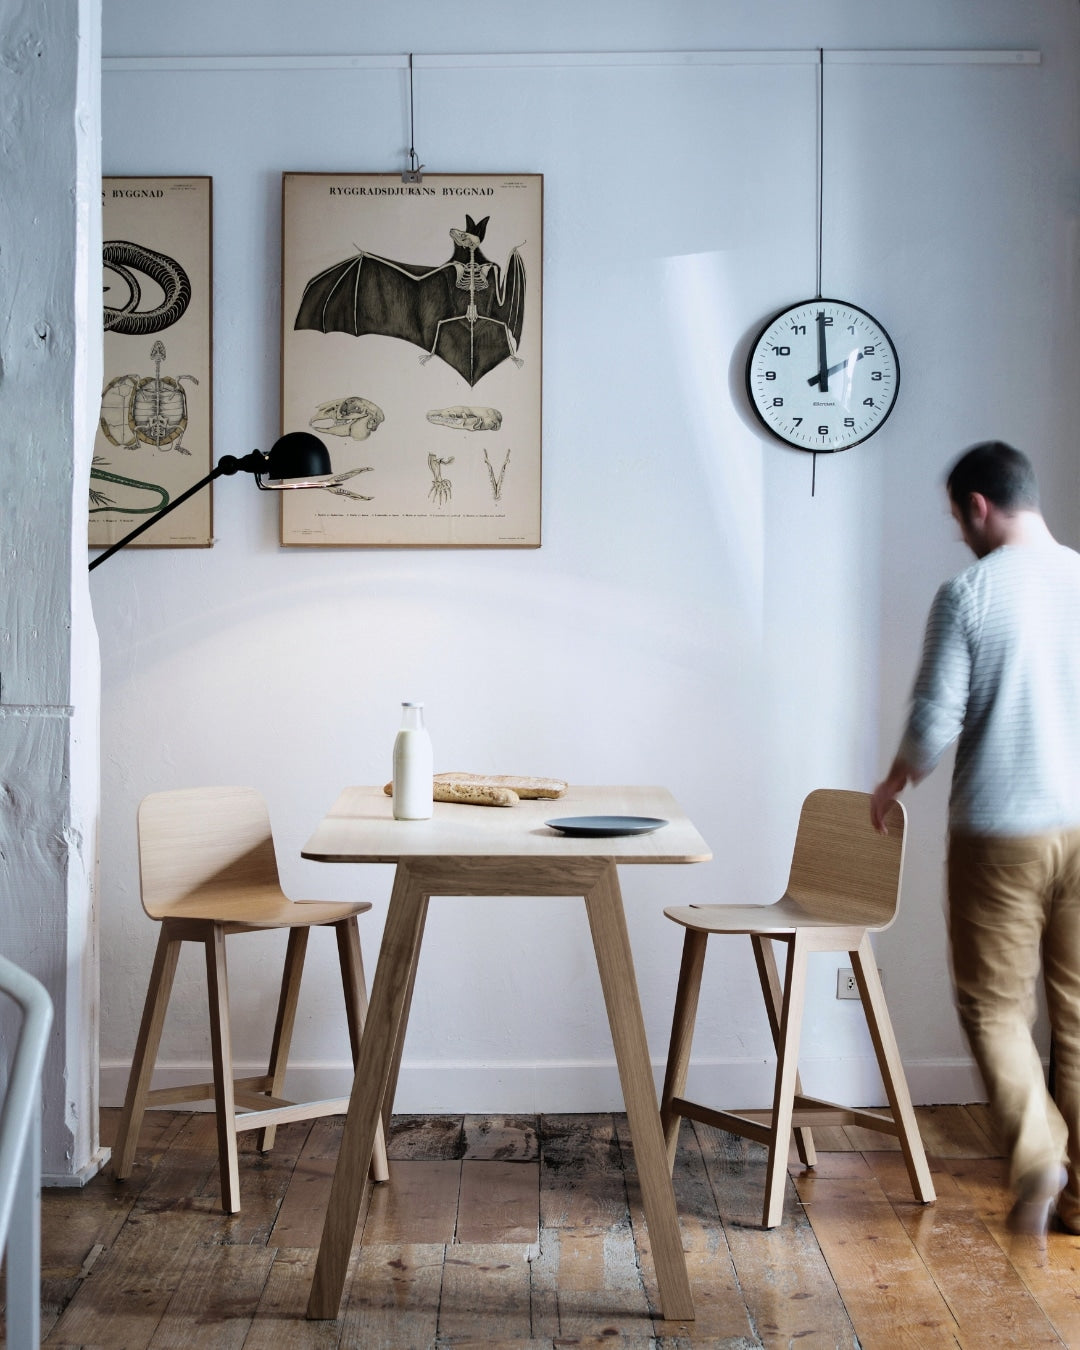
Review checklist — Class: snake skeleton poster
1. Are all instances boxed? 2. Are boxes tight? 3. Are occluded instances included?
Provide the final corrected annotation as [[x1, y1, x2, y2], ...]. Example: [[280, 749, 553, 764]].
[[281, 173, 542, 547], [91, 177, 213, 550]]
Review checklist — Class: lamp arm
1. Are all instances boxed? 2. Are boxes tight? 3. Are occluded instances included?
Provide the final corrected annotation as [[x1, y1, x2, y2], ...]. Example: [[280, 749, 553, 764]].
[[88, 452, 265, 572]]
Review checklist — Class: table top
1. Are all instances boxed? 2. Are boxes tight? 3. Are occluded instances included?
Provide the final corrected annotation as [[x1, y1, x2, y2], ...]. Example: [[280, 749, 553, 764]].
[[301, 784, 712, 866]]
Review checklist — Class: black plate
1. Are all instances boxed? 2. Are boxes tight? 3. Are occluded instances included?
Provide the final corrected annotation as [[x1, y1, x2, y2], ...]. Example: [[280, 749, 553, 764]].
[[545, 815, 669, 838]]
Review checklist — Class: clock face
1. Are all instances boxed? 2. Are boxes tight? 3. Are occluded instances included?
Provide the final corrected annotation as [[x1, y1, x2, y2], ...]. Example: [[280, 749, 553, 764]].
[[745, 298, 900, 452]]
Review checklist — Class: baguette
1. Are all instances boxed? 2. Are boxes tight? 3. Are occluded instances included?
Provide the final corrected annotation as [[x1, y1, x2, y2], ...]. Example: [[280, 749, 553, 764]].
[[435, 772, 567, 799], [435, 781, 518, 807], [381, 780, 519, 807]]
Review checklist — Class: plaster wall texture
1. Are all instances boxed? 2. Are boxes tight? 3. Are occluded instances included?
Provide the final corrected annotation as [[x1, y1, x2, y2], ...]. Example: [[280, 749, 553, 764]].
[[0, 0, 102, 1178], [92, 0, 1080, 1112]]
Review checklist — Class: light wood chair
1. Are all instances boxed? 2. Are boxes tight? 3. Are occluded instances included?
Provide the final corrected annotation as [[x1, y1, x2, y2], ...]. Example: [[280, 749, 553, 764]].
[[660, 788, 935, 1228], [111, 785, 389, 1213]]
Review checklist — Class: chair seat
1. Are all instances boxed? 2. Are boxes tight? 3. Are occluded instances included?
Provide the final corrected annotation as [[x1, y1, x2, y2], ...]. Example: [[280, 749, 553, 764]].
[[152, 893, 373, 929], [665, 897, 889, 935]]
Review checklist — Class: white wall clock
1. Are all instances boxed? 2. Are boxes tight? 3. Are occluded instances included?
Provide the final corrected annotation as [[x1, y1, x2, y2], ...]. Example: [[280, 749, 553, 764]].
[[745, 297, 900, 453]]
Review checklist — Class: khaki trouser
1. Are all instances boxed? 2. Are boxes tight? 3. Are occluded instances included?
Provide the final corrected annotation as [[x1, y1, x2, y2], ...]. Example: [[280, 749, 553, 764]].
[[948, 828, 1080, 1220]]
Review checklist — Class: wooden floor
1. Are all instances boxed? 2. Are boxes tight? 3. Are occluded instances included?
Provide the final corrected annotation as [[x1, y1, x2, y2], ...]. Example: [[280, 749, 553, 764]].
[[11, 1104, 1080, 1348]]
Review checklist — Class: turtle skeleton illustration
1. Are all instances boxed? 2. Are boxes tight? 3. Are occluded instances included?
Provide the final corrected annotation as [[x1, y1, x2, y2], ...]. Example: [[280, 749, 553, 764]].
[[428, 454, 454, 506], [103, 240, 191, 336], [99, 340, 198, 453]]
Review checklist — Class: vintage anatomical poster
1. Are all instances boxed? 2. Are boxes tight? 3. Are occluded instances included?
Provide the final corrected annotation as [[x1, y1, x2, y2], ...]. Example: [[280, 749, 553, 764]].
[[90, 176, 213, 550], [280, 173, 542, 547]]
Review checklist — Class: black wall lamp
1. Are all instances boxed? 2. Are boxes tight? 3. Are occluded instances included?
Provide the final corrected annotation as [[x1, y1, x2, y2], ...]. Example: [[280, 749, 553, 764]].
[[89, 432, 336, 571]]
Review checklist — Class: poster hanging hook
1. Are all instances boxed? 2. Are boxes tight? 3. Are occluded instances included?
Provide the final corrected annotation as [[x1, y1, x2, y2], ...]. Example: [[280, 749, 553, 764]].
[[402, 54, 425, 183]]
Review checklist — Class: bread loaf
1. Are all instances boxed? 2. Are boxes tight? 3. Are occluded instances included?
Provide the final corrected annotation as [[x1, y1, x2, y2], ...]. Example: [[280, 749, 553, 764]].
[[382, 780, 519, 807], [435, 772, 567, 799], [435, 781, 518, 807]]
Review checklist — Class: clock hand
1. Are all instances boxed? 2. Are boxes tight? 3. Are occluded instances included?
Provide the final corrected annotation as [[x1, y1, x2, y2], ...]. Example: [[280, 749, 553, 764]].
[[807, 349, 866, 388], [815, 310, 829, 394]]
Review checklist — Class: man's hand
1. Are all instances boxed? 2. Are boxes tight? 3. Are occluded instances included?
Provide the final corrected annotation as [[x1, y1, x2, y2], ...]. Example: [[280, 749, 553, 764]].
[[870, 758, 916, 834]]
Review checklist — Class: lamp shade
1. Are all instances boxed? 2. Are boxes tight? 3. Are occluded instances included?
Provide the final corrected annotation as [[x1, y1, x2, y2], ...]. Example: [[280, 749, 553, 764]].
[[265, 431, 332, 480]]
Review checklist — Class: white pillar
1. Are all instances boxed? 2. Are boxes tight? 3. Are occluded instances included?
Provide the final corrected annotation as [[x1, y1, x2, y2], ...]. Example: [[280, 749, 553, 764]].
[[0, 0, 104, 1184]]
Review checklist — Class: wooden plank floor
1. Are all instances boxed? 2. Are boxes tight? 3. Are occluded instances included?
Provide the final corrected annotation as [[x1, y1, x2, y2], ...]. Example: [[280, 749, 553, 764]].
[[7, 1105, 1080, 1348]]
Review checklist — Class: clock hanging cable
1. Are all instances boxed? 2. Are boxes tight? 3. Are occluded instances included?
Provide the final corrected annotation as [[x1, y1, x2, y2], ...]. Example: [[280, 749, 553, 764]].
[[812, 46, 824, 495]]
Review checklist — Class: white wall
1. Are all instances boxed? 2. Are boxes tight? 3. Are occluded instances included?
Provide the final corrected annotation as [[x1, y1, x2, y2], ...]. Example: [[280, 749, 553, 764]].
[[94, 0, 1080, 1113]]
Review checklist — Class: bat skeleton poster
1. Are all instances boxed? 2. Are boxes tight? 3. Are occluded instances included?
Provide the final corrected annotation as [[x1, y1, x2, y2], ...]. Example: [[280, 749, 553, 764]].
[[281, 173, 542, 547], [90, 176, 213, 550]]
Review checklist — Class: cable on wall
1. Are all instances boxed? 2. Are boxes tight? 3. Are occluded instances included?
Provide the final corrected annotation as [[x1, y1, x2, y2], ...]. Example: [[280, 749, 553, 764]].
[[402, 53, 425, 183], [811, 47, 824, 495], [815, 47, 824, 302]]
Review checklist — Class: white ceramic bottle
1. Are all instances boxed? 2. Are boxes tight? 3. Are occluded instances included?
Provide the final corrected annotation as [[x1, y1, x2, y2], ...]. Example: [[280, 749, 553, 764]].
[[392, 701, 433, 820]]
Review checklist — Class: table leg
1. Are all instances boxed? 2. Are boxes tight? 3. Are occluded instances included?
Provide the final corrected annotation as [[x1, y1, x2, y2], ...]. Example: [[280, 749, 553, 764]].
[[307, 862, 428, 1319], [584, 863, 695, 1322], [382, 888, 430, 1137]]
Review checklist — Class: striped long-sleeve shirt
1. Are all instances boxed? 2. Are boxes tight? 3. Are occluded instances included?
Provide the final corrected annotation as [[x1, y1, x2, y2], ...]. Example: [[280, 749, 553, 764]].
[[897, 540, 1080, 835]]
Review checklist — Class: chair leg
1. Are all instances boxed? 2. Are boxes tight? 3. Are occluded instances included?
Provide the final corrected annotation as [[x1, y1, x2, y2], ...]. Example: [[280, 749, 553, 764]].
[[762, 932, 809, 1229], [660, 927, 708, 1169], [751, 935, 816, 1168], [112, 926, 183, 1180], [257, 927, 309, 1153], [852, 934, 936, 1204], [205, 924, 241, 1214], [335, 917, 390, 1183]]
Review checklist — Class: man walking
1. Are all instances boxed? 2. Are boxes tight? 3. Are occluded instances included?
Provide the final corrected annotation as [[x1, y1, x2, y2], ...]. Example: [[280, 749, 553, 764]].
[[871, 441, 1080, 1233]]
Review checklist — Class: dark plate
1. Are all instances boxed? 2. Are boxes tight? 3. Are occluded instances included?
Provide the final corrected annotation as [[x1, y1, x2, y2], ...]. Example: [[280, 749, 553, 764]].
[[545, 815, 669, 837]]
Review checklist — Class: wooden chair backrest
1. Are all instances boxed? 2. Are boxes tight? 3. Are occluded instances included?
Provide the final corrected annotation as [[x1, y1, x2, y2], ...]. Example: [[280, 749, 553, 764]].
[[785, 789, 906, 929], [137, 786, 283, 919]]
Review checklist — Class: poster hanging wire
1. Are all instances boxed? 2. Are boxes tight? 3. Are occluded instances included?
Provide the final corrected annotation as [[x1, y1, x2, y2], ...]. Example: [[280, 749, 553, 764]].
[[402, 53, 425, 183]]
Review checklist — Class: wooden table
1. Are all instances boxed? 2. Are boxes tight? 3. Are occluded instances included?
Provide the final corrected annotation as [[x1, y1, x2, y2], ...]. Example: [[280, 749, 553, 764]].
[[302, 784, 711, 1322]]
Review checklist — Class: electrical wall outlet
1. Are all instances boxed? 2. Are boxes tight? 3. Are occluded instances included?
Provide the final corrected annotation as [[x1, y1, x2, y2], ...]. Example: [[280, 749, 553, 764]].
[[836, 967, 883, 999]]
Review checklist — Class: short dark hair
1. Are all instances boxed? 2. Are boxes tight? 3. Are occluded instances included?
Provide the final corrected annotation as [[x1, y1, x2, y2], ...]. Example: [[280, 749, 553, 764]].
[[945, 441, 1040, 516]]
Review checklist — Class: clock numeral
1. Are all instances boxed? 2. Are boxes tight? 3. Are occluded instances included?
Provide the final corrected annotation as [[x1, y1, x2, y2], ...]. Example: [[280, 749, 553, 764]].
[[844, 417, 855, 429], [771, 345, 790, 356], [818, 425, 829, 436], [792, 417, 803, 427], [863, 397, 876, 408], [820, 316, 834, 326], [772, 397, 784, 407], [863, 345, 876, 356], [791, 324, 807, 335], [765, 371, 776, 381], [871, 371, 883, 382], [847, 324, 857, 334]]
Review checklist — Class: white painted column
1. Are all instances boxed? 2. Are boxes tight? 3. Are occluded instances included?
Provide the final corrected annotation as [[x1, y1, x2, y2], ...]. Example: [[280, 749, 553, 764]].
[[0, 0, 104, 1183]]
